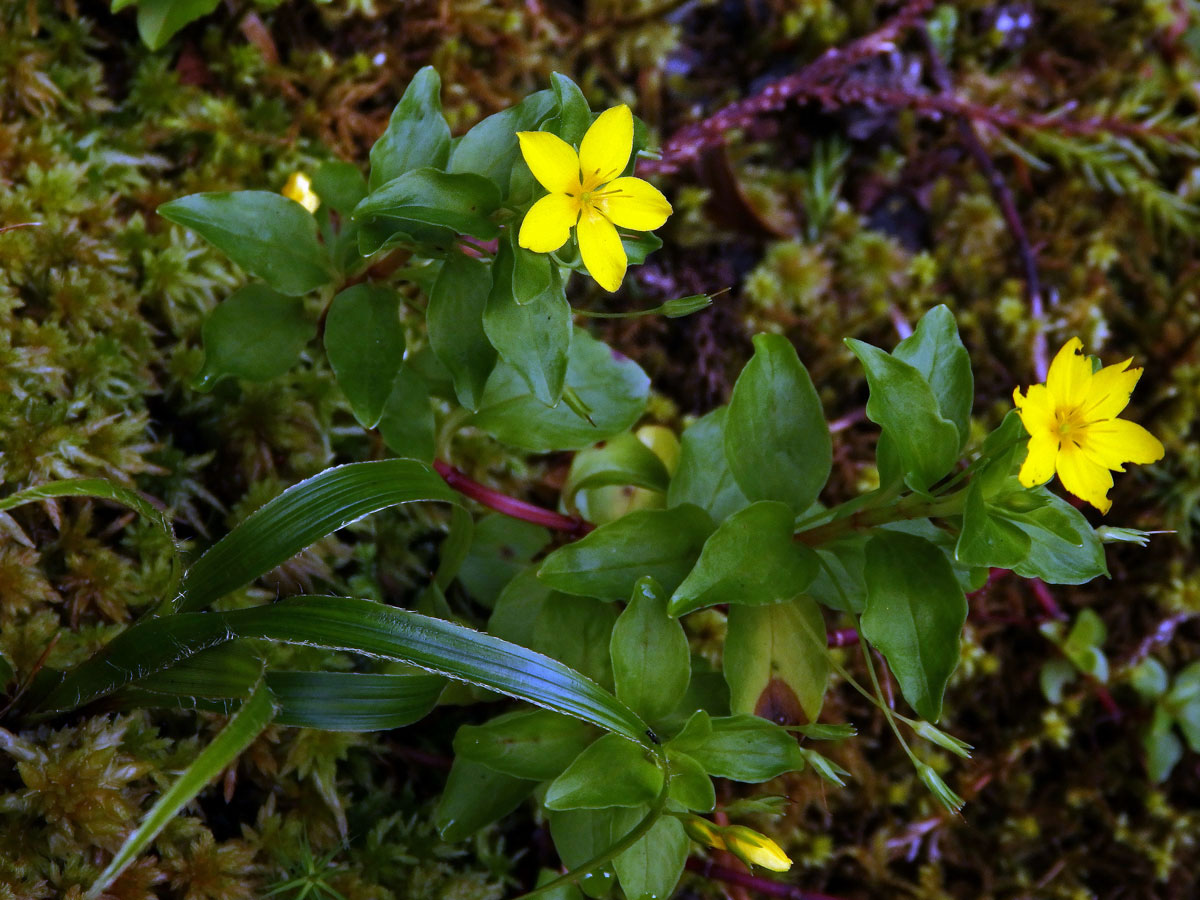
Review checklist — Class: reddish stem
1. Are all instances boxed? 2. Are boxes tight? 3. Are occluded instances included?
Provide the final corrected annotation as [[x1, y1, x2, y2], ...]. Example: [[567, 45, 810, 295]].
[[685, 859, 846, 900], [826, 628, 859, 648], [433, 460, 593, 536], [1028, 578, 1067, 621]]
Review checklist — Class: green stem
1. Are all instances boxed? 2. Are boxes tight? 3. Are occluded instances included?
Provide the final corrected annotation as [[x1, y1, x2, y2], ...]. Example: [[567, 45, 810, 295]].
[[857, 629, 920, 767], [520, 752, 672, 900], [796, 489, 967, 547], [930, 436, 1024, 497]]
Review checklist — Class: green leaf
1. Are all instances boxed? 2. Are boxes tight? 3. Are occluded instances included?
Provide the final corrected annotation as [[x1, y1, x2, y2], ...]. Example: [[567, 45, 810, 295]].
[[610, 809, 688, 900], [513, 242, 554, 304], [85, 681, 276, 899], [808, 536, 868, 614], [484, 238, 572, 406], [1144, 706, 1183, 783], [566, 433, 671, 512], [892, 305, 973, 446], [668, 501, 819, 617], [449, 89, 558, 195], [667, 711, 806, 782], [174, 459, 456, 613], [665, 751, 715, 811], [533, 595, 621, 688], [539, 505, 715, 601], [1166, 661, 1200, 752], [311, 160, 368, 216], [1059, 608, 1109, 682], [355, 168, 502, 240], [470, 329, 650, 452], [723, 598, 828, 723], [453, 708, 597, 781], [1038, 658, 1076, 704], [324, 284, 406, 428], [1007, 491, 1109, 585], [377, 366, 436, 462], [548, 808, 619, 899], [195, 284, 314, 388], [0, 652, 12, 689], [1129, 658, 1169, 701], [545, 734, 663, 810], [428, 253, 498, 411], [44, 596, 655, 746], [724, 334, 831, 515], [458, 514, 550, 608], [129, 0, 220, 50], [548, 72, 593, 144], [861, 531, 967, 722], [268, 671, 445, 730], [159, 192, 331, 295], [109, 643, 260, 713], [435, 756, 535, 841], [954, 478, 1032, 569], [611, 578, 692, 723], [845, 338, 961, 491], [667, 407, 749, 524], [369, 66, 451, 190]]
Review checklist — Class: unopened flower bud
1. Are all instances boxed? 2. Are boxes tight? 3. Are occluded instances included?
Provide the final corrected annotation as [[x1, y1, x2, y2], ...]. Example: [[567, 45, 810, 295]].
[[282, 172, 320, 214], [915, 762, 964, 814], [679, 814, 725, 850], [721, 825, 792, 872]]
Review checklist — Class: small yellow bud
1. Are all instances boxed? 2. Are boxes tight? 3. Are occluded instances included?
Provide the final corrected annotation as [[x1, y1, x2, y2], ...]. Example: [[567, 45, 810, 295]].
[[679, 814, 725, 849], [282, 171, 320, 214], [721, 825, 792, 872]]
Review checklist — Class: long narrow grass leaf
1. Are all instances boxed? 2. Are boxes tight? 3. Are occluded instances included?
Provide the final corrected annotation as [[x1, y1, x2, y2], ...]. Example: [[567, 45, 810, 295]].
[[0, 478, 182, 601], [228, 597, 653, 745], [85, 681, 277, 900], [40, 596, 652, 745], [172, 460, 458, 613], [268, 671, 446, 730]]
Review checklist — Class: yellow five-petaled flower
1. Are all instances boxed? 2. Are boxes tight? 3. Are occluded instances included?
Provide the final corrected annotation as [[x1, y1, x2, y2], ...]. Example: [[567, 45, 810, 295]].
[[1012, 338, 1164, 513], [516, 105, 672, 292]]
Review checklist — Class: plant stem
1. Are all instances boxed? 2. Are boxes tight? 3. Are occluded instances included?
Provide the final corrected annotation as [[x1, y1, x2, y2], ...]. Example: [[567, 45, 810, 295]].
[[521, 754, 671, 899], [795, 490, 966, 547], [433, 460, 593, 536]]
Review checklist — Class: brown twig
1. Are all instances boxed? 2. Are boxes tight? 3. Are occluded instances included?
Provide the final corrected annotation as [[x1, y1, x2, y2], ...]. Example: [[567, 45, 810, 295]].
[[433, 460, 593, 536], [645, 0, 936, 176], [684, 858, 846, 900], [915, 25, 1048, 379]]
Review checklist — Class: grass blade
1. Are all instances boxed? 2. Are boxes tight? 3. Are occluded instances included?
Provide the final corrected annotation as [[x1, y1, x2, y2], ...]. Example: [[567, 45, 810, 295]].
[[85, 680, 277, 899], [173, 460, 458, 613]]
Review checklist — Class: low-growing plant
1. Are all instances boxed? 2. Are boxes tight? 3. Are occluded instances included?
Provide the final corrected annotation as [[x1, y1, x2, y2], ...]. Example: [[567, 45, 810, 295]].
[[0, 68, 1169, 900]]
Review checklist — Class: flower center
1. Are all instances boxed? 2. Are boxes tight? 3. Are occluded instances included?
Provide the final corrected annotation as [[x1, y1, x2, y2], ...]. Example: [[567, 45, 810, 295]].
[[1055, 407, 1089, 446]]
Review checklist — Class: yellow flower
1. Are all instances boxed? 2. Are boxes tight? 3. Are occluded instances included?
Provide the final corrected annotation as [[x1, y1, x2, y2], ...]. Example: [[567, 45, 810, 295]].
[[1012, 338, 1164, 513], [282, 171, 320, 214], [516, 105, 672, 292], [721, 825, 793, 872]]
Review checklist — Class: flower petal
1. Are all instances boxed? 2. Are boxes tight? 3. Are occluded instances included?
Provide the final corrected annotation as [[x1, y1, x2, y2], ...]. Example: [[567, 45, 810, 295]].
[[577, 207, 627, 292], [596, 176, 672, 231], [1081, 418, 1165, 471], [1055, 443, 1114, 513], [579, 105, 633, 191], [519, 193, 578, 254], [517, 131, 581, 194], [1045, 337, 1092, 408], [1082, 358, 1142, 421], [1018, 430, 1059, 487], [1013, 383, 1055, 435]]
